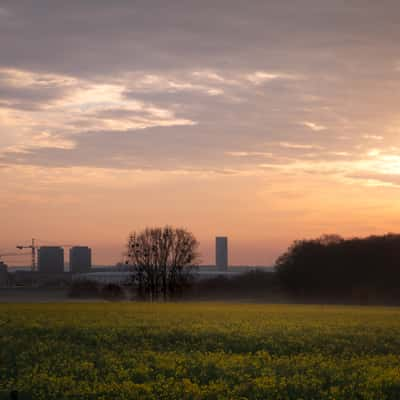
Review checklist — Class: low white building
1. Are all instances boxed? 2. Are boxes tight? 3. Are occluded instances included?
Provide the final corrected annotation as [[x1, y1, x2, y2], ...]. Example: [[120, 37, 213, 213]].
[[72, 265, 273, 285], [73, 271, 132, 285]]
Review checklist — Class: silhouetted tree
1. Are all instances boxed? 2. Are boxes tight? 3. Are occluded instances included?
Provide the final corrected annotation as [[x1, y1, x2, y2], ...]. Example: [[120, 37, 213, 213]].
[[126, 226, 199, 301], [275, 233, 400, 303]]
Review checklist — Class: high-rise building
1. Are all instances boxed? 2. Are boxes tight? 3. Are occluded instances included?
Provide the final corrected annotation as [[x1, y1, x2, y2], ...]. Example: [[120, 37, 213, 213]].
[[69, 246, 92, 273], [216, 236, 228, 270], [38, 247, 64, 273]]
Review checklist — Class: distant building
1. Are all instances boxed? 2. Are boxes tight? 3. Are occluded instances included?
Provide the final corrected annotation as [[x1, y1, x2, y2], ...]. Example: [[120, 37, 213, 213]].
[[69, 246, 91, 273], [0, 261, 10, 286], [13, 270, 72, 287], [216, 236, 228, 270], [73, 271, 131, 285], [38, 246, 64, 273]]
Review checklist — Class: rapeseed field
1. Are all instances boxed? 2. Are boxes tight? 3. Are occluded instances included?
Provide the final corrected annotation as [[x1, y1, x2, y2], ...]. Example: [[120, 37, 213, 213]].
[[1, 303, 400, 399]]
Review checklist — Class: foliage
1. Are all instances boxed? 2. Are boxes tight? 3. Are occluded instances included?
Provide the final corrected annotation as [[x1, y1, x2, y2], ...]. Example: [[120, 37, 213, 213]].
[[67, 280, 101, 298], [187, 271, 283, 300], [1, 303, 400, 399], [275, 233, 400, 302], [100, 283, 125, 301], [126, 226, 199, 300], [68, 281, 125, 301]]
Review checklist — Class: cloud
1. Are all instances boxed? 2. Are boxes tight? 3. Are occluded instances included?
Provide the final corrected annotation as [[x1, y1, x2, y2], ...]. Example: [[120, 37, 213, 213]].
[[0, 68, 198, 154], [225, 151, 273, 157], [279, 142, 322, 150], [29, 132, 75, 150], [192, 70, 239, 85], [245, 71, 296, 85], [245, 71, 281, 85], [124, 73, 225, 97], [367, 149, 381, 157], [1, 2, 400, 191], [256, 149, 400, 188], [301, 121, 327, 132], [4, 1, 400, 267], [347, 172, 400, 187], [0, 68, 77, 110], [363, 134, 383, 141], [0, 68, 76, 88], [0, 7, 10, 17]]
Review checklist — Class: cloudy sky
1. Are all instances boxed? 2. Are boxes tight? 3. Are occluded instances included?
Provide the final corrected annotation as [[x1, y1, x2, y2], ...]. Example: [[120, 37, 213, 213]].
[[1, 1, 400, 266]]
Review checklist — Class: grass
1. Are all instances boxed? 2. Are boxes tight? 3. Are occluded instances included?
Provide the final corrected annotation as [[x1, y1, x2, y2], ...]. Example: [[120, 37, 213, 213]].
[[1, 303, 400, 399]]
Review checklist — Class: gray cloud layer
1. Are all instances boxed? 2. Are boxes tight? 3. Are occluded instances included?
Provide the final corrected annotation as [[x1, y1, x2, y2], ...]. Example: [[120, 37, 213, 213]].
[[1, 1, 400, 186], [2, 1, 399, 74]]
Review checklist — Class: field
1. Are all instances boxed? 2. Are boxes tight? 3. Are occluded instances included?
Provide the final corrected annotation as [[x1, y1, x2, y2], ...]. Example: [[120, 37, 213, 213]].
[[1, 303, 400, 399]]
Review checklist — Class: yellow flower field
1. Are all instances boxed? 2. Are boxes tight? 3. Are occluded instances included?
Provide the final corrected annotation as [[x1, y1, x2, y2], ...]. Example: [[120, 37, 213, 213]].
[[1, 303, 400, 399]]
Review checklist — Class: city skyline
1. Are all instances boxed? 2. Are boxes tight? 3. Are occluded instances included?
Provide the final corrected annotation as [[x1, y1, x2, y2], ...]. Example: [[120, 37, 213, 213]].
[[2, 1, 400, 266], [2, 235, 267, 268]]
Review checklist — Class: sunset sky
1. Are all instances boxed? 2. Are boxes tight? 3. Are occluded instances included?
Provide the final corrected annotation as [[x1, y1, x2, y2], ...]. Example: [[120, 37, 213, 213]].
[[1, 1, 400, 266]]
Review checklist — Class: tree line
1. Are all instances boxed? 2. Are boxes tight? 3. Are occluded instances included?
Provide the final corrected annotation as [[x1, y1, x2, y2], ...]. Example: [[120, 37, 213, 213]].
[[125, 229, 400, 303], [275, 233, 400, 303], [69, 227, 400, 304]]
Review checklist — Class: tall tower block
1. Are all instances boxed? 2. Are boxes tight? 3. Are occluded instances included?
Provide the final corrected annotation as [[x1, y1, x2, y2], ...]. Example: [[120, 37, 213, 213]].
[[216, 236, 228, 270], [38, 247, 64, 273], [70, 246, 92, 273]]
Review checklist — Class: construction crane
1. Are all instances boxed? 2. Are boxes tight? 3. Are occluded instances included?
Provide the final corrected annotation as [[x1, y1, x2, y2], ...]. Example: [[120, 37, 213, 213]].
[[16, 238, 37, 271], [16, 239, 77, 271]]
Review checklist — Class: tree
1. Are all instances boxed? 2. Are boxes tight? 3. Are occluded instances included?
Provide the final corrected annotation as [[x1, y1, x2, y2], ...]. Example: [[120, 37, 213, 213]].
[[275, 233, 400, 303], [126, 226, 199, 301]]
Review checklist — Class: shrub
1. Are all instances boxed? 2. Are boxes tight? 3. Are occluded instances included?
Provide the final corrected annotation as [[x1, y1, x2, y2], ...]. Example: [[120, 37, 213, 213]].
[[101, 283, 125, 301], [68, 280, 101, 298]]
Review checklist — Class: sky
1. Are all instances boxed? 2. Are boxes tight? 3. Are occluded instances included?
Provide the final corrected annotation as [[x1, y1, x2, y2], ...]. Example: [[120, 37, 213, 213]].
[[1, 1, 400, 266]]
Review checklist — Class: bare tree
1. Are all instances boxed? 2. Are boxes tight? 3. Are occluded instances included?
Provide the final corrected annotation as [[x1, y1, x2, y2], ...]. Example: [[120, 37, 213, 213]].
[[126, 226, 199, 301]]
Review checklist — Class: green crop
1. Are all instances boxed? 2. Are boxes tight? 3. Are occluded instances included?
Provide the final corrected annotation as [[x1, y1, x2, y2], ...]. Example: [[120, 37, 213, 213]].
[[1, 303, 400, 399]]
